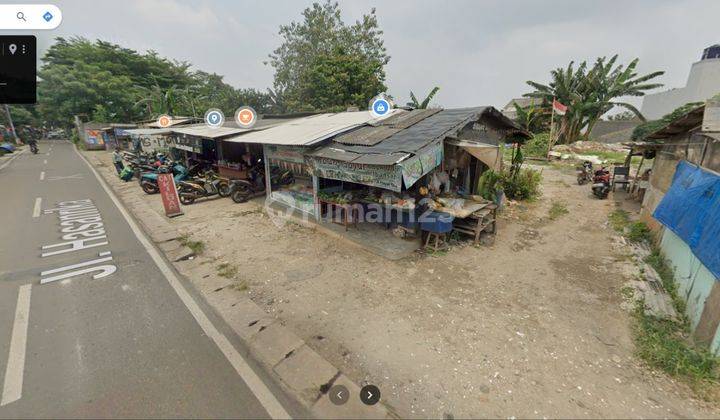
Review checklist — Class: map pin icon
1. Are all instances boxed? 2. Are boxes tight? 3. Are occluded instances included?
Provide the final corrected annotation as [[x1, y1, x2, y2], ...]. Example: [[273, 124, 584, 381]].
[[9, 44, 17, 55]]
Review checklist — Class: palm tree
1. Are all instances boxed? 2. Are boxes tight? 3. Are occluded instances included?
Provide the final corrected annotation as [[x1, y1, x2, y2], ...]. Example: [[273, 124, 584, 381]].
[[407, 86, 440, 109], [524, 56, 663, 144]]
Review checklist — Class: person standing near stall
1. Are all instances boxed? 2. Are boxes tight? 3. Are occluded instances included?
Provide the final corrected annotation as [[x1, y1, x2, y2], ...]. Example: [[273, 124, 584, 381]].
[[112, 147, 125, 174]]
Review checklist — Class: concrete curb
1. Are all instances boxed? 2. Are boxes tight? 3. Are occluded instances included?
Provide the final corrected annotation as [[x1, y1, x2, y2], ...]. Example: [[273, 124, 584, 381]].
[[83, 151, 396, 419]]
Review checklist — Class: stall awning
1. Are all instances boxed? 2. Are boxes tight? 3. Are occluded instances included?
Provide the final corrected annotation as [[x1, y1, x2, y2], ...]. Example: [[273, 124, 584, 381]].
[[445, 139, 502, 170], [223, 110, 401, 146]]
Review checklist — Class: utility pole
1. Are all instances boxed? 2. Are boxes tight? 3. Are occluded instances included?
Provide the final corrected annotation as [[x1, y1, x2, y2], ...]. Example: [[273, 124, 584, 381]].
[[3, 104, 20, 144]]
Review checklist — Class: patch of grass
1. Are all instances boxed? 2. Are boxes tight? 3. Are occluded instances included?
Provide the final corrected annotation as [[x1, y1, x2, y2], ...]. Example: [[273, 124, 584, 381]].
[[631, 249, 720, 399], [632, 304, 719, 396], [179, 234, 205, 254], [627, 221, 652, 243], [608, 209, 631, 233], [548, 200, 569, 220], [216, 263, 238, 279]]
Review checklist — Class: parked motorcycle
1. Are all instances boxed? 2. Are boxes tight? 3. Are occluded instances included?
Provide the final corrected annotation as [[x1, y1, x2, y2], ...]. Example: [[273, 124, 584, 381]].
[[229, 166, 294, 203], [576, 160, 593, 185], [591, 166, 611, 199], [140, 163, 196, 194], [177, 171, 231, 204]]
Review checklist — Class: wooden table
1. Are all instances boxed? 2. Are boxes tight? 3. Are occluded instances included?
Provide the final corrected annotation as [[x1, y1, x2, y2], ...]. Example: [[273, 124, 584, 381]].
[[450, 203, 497, 245]]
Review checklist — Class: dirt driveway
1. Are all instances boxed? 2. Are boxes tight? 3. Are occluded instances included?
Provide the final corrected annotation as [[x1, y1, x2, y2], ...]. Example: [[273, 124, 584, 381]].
[[108, 151, 718, 418]]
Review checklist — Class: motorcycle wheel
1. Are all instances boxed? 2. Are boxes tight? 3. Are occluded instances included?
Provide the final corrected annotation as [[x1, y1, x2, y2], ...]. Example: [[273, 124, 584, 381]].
[[218, 182, 231, 197], [231, 185, 252, 203], [180, 194, 196, 205], [141, 182, 159, 194], [577, 176, 586, 185]]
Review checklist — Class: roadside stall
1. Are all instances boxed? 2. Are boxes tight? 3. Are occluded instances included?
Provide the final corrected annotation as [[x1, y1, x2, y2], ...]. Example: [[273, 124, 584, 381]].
[[223, 111, 398, 217], [306, 107, 529, 245], [168, 125, 248, 171]]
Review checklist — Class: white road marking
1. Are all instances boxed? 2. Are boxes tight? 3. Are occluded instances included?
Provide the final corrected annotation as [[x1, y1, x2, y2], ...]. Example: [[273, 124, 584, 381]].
[[1, 284, 32, 406], [74, 147, 291, 419], [0, 149, 25, 171], [32, 198, 42, 218], [43, 159, 47, 165], [39, 171, 45, 181]]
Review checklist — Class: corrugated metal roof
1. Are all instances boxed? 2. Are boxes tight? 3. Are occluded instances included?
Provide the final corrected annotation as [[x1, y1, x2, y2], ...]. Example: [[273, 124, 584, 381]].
[[125, 128, 173, 136], [171, 125, 249, 139], [310, 106, 525, 166], [223, 110, 401, 146]]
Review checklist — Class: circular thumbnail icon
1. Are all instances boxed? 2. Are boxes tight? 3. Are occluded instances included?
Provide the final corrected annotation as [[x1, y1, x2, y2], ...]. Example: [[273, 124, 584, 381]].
[[328, 384, 349, 406], [360, 384, 380, 405], [157, 114, 172, 128], [204, 108, 225, 128], [369, 95, 392, 118], [235, 106, 258, 129]]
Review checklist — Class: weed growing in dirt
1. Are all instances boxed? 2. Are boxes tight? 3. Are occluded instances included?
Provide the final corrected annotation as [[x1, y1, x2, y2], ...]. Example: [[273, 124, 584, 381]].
[[627, 222, 652, 243], [217, 263, 238, 279], [179, 234, 205, 254], [608, 209, 631, 232], [632, 304, 719, 397], [548, 201, 569, 220], [230, 280, 248, 291]]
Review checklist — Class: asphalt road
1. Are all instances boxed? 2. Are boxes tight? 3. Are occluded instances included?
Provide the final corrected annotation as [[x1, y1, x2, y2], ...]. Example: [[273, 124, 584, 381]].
[[0, 141, 305, 418]]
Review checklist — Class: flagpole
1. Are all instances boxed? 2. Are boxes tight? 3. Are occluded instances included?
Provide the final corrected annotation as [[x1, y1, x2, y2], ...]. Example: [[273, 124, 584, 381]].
[[548, 98, 555, 160]]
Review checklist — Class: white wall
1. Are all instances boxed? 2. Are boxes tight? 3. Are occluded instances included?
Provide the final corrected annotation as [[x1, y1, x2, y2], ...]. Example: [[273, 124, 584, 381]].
[[641, 58, 720, 120]]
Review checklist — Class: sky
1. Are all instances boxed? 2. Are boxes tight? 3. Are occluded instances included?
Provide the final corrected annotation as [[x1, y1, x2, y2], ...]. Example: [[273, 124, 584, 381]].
[[11, 0, 720, 111]]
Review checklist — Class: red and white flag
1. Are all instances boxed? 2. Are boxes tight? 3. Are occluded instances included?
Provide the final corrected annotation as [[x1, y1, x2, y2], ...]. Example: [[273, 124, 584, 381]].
[[552, 99, 568, 116]]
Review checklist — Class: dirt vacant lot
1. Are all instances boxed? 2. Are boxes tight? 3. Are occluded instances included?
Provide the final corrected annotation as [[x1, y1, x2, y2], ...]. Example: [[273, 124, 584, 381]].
[[99, 152, 719, 418]]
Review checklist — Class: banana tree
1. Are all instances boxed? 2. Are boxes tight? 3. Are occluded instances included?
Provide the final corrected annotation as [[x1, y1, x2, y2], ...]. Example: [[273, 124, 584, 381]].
[[407, 86, 440, 109]]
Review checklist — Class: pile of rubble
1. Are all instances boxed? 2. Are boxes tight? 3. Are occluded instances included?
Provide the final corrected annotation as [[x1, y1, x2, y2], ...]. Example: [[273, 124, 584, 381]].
[[549, 141, 629, 164]]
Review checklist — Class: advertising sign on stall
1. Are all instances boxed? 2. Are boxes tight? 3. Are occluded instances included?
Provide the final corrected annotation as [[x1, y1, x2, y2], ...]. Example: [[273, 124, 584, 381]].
[[157, 173, 184, 218]]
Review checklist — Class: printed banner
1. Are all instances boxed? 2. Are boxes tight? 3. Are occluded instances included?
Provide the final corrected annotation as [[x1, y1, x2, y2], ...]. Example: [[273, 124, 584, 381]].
[[309, 157, 403, 192], [399, 141, 444, 188], [157, 173, 184, 218]]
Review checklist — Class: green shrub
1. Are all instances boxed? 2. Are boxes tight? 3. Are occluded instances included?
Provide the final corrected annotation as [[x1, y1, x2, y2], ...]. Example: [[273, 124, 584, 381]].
[[501, 168, 542, 201], [476, 169, 502, 200], [523, 133, 550, 157]]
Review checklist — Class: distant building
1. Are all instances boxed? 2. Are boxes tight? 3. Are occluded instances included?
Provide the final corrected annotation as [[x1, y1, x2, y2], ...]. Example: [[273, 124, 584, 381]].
[[640, 45, 720, 120], [500, 97, 541, 120]]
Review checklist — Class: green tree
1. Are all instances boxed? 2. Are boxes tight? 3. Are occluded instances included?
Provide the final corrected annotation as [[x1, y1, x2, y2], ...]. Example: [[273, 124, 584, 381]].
[[407, 87, 440, 109], [524, 56, 663, 144], [268, 0, 389, 112], [35, 37, 277, 127], [512, 102, 549, 134]]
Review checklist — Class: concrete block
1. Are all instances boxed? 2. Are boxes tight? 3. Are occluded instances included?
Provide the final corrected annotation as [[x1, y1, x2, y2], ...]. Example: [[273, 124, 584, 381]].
[[149, 230, 180, 243], [166, 245, 194, 261], [158, 239, 182, 253], [311, 374, 391, 419], [274, 344, 338, 403], [248, 321, 304, 369]]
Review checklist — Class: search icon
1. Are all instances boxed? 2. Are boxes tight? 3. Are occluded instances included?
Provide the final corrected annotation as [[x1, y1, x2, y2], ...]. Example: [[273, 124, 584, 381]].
[[16, 12, 26, 22]]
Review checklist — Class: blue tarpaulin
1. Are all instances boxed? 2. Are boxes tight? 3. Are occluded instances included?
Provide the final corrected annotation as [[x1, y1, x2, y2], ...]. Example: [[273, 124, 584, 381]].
[[653, 160, 720, 278]]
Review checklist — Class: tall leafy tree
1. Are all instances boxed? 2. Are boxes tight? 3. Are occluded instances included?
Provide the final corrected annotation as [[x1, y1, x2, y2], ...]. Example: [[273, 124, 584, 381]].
[[35, 37, 277, 127], [268, 0, 389, 112], [407, 87, 440, 109], [524, 56, 663, 143]]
